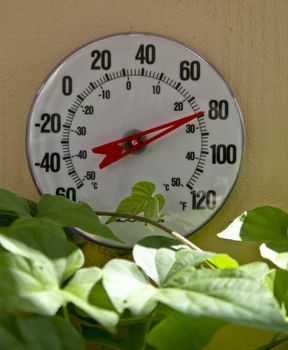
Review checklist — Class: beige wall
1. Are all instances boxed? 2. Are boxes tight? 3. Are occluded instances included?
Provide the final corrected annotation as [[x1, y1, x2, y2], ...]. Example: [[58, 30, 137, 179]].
[[1, 1, 287, 349]]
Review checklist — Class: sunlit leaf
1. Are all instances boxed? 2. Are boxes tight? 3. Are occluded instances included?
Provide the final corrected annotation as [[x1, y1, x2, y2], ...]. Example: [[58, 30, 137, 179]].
[[0, 253, 63, 315], [103, 259, 157, 316], [267, 269, 288, 319], [239, 262, 270, 280], [103, 246, 288, 334], [0, 221, 84, 283], [207, 254, 239, 269], [0, 226, 117, 328], [156, 267, 288, 333], [260, 242, 288, 270], [106, 181, 166, 224], [133, 236, 205, 286], [63, 267, 118, 330], [218, 206, 288, 242]]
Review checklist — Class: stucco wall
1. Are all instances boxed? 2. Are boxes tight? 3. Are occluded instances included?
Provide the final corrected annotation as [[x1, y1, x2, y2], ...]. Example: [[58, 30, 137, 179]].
[[1, 1, 287, 349]]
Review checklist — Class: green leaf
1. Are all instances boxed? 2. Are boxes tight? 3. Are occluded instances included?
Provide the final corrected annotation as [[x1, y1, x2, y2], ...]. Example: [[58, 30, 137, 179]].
[[0, 211, 118, 329], [0, 249, 118, 329], [133, 236, 221, 286], [106, 181, 166, 224], [147, 312, 225, 350], [136, 235, 186, 250], [239, 261, 270, 280], [260, 242, 288, 270], [218, 206, 288, 242], [0, 315, 84, 350], [37, 194, 120, 242], [63, 267, 118, 330], [89, 281, 117, 311], [103, 259, 157, 316], [0, 214, 16, 227], [103, 248, 288, 334], [154, 193, 165, 213], [25, 198, 38, 216], [0, 253, 63, 315], [207, 254, 239, 269], [157, 268, 288, 333], [0, 219, 84, 283], [0, 189, 31, 218], [133, 236, 185, 286], [162, 249, 218, 286], [2, 216, 67, 239], [267, 269, 288, 318]]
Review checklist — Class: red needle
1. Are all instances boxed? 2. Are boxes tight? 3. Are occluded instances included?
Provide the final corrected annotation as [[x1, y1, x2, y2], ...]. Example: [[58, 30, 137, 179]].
[[92, 111, 204, 169]]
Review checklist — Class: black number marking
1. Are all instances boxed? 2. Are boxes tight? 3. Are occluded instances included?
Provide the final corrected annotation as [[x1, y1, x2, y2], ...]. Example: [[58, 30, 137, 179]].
[[83, 105, 94, 115], [100, 90, 111, 99], [180, 61, 200, 81], [86, 171, 96, 180], [171, 177, 182, 187], [91, 50, 111, 70], [174, 102, 184, 111], [76, 127, 86, 136], [186, 124, 195, 133], [40, 153, 60, 172], [135, 44, 156, 64], [126, 80, 132, 90], [152, 85, 161, 94], [208, 100, 229, 119], [211, 144, 237, 164], [186, 151, 195, 161], [56, 187, 76, 201], [40, 113, 61, 133], [77, 150, 87, 159], [62, 76, 72, 96], [191, 190, 216, 210]]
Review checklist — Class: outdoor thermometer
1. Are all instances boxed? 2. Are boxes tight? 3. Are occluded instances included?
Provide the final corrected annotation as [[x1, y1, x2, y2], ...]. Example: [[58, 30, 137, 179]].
[[27, 33, 244, 249]]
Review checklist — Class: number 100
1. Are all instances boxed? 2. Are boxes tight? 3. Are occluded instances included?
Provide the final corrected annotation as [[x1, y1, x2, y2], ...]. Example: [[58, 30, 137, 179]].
[[211, 144, 237, 164]]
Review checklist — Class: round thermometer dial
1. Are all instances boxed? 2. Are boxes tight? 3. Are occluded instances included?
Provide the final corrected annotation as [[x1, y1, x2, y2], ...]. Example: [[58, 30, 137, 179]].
[[27, 33, 244, 248]]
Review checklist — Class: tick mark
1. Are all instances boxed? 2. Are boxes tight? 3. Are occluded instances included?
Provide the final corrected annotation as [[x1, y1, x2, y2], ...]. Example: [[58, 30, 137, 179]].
[[175, 82, 181, 90]]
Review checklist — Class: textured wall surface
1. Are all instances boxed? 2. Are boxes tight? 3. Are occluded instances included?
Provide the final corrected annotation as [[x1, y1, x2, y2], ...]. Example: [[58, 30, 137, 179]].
[[0, 1, 287, 349]]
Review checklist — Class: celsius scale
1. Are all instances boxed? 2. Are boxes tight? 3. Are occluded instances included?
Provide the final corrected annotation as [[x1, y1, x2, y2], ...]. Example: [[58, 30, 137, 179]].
[[26, 33, 244, 248]]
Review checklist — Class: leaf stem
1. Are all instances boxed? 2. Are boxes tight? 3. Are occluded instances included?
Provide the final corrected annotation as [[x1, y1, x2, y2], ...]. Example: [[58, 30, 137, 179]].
[[62, 304, 71, 323], [95, 211, 202, 251], [252, 336, 288, 350], [138, 311, 155, 350]]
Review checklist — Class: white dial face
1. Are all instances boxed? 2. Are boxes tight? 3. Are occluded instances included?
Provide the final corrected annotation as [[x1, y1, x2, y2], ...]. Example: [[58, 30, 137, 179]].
[[27, 33, 244, 248]]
